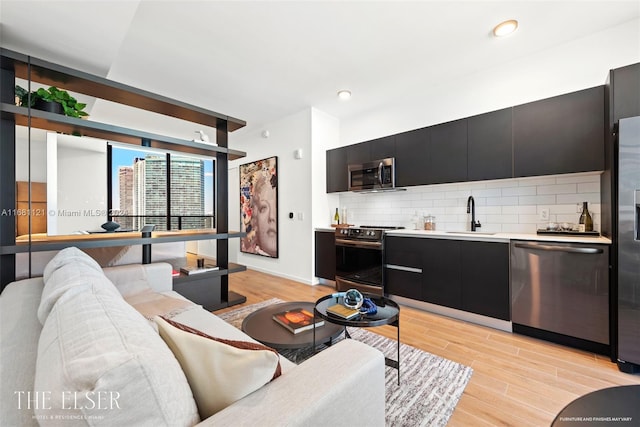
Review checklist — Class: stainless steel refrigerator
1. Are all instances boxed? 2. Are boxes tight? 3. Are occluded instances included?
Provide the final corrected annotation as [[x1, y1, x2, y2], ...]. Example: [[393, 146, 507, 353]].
[[617, 115, 640, 373]]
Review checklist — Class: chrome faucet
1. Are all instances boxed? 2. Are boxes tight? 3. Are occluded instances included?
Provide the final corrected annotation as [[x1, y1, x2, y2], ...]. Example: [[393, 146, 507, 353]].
[[467, 196, 481, 232]]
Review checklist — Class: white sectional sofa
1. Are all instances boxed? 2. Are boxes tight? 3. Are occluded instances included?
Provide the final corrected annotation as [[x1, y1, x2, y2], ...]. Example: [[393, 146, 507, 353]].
[[1, 247, 386, 426]]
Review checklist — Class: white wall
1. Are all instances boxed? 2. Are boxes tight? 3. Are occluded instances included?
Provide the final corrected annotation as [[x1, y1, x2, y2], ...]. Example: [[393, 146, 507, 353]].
[[49, 134, 108, 234], [229, 108, 315, 284], [311, 108, 341, 228]]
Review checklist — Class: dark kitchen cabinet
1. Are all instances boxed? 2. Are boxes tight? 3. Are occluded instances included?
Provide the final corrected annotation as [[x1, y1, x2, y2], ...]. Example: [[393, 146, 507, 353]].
[[347, 141, 371, 165], [369, 135, 396, 160], [428, 119, 468, 184], [326, 147, 348, 193], [385, 236, 424, 301], [513, 86, 605, 178], [467, 108, 513, 181], [385, 236, 509, 320], [610, 63, 640, 124], [315, 230, 336, 280], [460, 241, 510, 320], [394, 127, 430, 187], [421, 239, 462, 308]]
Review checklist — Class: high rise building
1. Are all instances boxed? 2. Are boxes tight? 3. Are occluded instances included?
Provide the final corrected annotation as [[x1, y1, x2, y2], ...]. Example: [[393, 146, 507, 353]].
[[170, 156, 205, 229], [117, 166, 134, 230], [132, 155, 205, 231]]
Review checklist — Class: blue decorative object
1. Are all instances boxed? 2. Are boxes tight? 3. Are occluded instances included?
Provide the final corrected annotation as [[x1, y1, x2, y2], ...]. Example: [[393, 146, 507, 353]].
[[360, 298, 378, 315]]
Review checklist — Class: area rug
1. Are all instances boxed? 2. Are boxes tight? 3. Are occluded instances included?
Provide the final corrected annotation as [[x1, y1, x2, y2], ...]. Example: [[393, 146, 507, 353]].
[[218, 298, 473, 427]]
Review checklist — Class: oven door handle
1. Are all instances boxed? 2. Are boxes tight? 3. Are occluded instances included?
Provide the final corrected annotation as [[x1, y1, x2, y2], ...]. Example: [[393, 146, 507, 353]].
[[335, 239, 382, 249]]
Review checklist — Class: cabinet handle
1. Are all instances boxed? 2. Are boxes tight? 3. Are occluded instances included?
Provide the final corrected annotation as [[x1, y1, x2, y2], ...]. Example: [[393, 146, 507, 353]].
[[385, 264, 423, 273], [514, 242, 603, 254]]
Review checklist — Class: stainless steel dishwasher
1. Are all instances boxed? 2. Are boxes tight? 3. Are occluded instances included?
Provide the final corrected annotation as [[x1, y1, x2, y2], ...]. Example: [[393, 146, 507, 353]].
[[510, 240, 610, 353]]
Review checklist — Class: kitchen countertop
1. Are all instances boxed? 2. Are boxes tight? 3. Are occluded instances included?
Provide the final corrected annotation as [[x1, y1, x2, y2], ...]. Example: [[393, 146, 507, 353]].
[[384, 229, 612, 244]]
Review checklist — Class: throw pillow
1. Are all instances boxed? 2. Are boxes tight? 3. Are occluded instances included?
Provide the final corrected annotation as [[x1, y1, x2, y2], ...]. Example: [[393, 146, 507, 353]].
[[155, 316, 282, 419]]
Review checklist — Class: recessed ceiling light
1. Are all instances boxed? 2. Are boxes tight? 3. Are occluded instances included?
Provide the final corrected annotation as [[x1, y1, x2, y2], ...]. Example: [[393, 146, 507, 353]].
[[337, 90, 352, 101], [493, 19, 518, 37]]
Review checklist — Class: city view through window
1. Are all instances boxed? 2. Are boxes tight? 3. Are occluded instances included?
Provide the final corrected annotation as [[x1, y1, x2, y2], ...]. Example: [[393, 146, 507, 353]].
[[110, 146, 214, 231]]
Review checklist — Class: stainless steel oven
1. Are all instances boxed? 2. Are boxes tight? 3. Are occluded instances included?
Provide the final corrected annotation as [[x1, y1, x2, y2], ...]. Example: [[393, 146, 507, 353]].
[[335, 226, 400, 296]]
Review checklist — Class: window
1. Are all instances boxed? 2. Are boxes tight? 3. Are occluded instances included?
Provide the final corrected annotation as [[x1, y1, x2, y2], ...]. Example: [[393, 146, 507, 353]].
[[110, 146, 214, 231]]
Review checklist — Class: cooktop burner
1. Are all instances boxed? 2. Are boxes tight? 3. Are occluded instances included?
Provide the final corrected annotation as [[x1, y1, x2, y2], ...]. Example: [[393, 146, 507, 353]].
[[359, 225, 405, 230]]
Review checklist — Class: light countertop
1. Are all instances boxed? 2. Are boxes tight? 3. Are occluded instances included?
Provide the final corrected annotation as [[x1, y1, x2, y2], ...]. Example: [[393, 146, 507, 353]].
[[384, 229, 612, 245]]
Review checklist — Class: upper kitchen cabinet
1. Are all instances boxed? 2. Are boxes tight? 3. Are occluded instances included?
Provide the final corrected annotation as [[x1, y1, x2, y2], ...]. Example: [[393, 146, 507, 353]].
[[610, 63, 640, 125], [326, 147, 348, 193], [429, 119, 468, 184], [346, 141, 371, 164], [467, 108, 513, 181], [369, 135, 396, 160], [395, 127, 430, 187], [513, 86, 605, 178]]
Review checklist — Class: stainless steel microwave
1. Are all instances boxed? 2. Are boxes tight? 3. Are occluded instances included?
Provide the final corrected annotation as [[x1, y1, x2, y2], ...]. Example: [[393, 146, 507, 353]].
[[348, 158, 396, 192]]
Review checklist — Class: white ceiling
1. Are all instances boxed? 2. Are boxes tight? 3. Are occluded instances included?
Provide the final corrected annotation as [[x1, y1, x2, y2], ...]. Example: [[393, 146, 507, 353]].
[[1, 1, 639, 138]]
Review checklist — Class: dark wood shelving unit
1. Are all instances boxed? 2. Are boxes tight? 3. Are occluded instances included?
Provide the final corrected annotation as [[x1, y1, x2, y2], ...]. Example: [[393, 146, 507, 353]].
[[1, 103, 246, 160], [0, 48, 247, 309]]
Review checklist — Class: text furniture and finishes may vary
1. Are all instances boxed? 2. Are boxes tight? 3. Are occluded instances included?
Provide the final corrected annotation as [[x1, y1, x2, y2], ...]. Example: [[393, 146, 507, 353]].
[[0, 48, 245, 308]]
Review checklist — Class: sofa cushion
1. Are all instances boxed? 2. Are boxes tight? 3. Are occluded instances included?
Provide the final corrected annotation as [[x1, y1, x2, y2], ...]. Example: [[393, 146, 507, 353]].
[[156, 316, 282, 419], [0, 278, 44, 427], [38, 247, 121, 324], [34, 280, 200, 426]]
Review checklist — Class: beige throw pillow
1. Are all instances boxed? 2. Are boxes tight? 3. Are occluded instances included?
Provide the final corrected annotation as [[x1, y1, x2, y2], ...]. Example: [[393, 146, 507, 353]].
[[156, 316, 282, 418]]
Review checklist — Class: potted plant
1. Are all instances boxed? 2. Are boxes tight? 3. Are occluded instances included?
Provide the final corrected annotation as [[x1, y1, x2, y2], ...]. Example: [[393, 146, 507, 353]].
[[15, 85, 89, 118]]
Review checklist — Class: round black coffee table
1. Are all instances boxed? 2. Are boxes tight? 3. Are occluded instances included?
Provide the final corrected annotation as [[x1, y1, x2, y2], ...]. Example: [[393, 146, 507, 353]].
[[551, 385, 640, 426], [314, 293, 401, 384], [241, 301, 343, 350]]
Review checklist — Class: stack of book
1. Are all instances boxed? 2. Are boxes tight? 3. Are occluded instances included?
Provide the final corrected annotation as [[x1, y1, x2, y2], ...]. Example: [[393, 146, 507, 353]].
[[272, 308, 324, 334]]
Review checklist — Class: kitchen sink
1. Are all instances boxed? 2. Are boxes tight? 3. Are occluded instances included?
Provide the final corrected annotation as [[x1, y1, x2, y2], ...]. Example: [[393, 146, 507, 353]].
[[446, 231, 496, 235]]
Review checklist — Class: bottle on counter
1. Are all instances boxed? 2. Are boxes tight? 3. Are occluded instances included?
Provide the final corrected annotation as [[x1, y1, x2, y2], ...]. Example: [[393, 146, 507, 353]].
[[341, 207, 348, 225], [333, 208, 340, 225], [578, 202, 593, 232]]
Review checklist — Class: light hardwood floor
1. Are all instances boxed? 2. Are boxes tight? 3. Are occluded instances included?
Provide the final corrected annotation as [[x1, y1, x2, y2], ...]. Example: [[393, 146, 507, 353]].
[[219, 269, 640, 426]]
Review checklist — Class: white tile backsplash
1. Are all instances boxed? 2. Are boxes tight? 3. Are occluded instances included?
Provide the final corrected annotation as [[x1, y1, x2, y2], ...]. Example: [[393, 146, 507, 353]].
[[338, 172, 602, 231]]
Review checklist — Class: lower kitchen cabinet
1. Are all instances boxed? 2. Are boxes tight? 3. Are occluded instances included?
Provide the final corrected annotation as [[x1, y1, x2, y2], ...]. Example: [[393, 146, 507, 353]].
[[315, 230, 336, 280], [386, 268, 422, 300], [421, 239, 462, 309], [385, 236, 510, 320], [460, 241, 510, 320]]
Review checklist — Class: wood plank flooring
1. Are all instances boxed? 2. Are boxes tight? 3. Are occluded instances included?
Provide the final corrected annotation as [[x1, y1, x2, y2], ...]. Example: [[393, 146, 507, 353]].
[[219, 269, 640, 426]]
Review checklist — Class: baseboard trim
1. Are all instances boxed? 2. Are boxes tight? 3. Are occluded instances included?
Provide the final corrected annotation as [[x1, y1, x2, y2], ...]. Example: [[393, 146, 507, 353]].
[[389, 295, 512, 332]]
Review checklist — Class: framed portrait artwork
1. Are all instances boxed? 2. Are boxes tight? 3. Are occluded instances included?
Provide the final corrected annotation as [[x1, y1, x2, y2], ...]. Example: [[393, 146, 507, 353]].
[[240, 156, 278, 258]]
